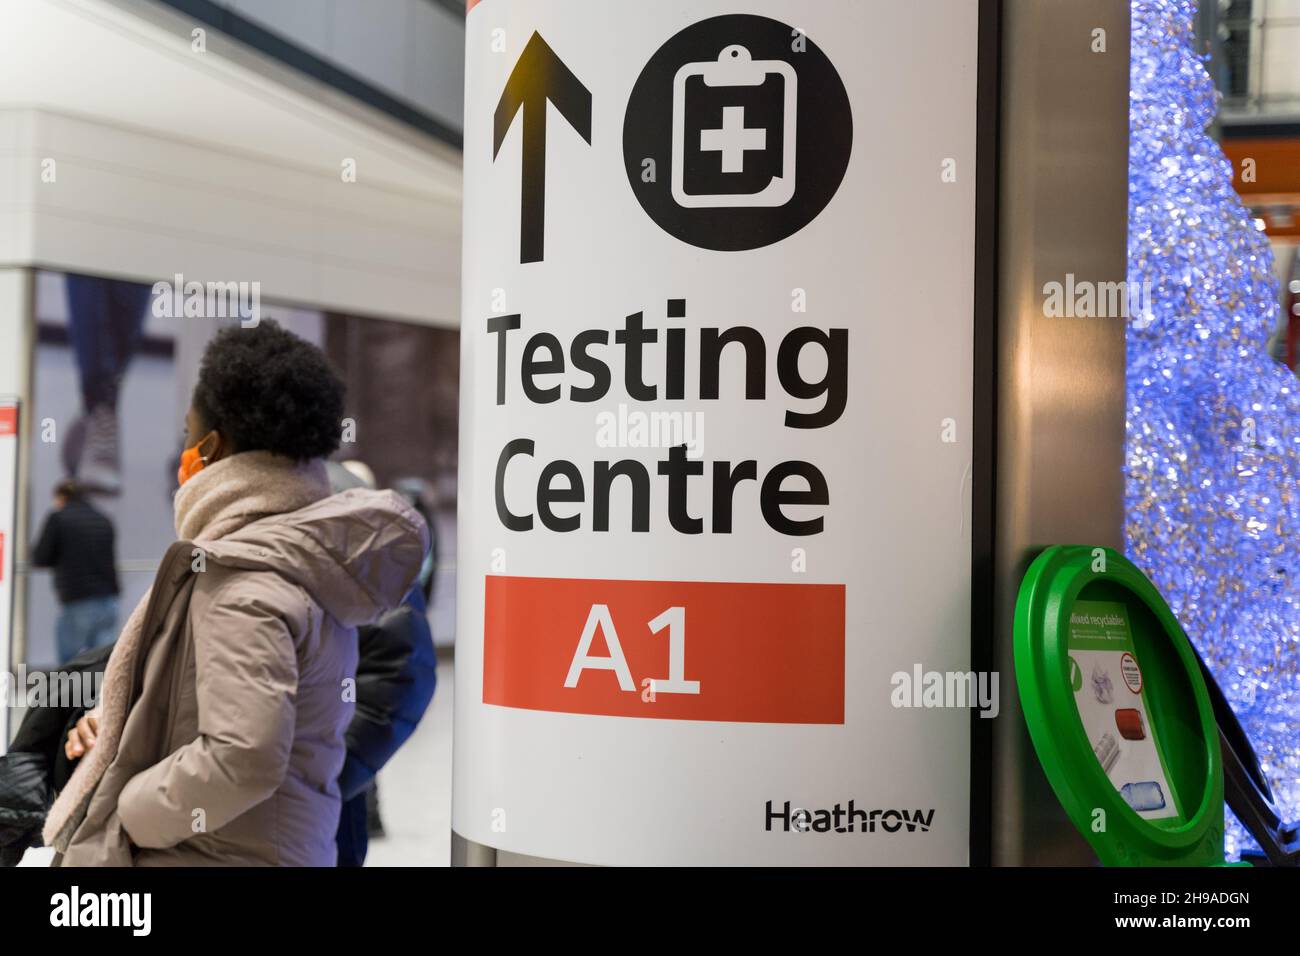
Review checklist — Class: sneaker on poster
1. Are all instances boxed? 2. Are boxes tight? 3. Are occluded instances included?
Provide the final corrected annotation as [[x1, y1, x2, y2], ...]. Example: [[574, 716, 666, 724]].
[[74, 405, 122, 496]]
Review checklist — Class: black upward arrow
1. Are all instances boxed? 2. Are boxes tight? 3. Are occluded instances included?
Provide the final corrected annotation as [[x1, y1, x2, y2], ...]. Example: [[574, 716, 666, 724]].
[[493, 32, 592, 264]]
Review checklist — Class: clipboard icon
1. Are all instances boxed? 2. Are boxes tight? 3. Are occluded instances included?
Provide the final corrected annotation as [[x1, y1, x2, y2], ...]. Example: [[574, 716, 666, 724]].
[[671, 44, 797, 209]]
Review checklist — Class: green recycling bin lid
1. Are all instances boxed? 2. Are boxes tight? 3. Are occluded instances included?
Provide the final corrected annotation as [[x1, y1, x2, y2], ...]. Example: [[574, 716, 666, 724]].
[[1013, 545, 1224, 866]]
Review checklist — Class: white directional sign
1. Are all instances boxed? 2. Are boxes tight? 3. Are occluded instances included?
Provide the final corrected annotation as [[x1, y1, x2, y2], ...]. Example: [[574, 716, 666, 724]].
[[456, 0, 981, 865]]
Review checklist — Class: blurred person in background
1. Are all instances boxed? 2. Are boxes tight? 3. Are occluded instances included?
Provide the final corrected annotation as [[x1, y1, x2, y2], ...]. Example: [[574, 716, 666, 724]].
[[327, 462, 438, 866], [393, 476, 438, 606], [30, 478, 120, 664], [44, 321, 428, 866]]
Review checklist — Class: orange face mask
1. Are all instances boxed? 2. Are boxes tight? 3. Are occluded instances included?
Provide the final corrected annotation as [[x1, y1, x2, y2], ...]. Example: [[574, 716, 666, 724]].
[[177, 435, 214, 487]]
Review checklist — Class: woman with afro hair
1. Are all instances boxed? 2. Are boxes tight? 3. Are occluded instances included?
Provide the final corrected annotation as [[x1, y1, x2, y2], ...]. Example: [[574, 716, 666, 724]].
[[44, 320, 429, 866]]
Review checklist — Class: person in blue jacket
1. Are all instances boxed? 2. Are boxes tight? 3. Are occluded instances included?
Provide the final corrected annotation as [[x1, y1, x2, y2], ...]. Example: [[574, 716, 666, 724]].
[[328, 462, 438, 866]]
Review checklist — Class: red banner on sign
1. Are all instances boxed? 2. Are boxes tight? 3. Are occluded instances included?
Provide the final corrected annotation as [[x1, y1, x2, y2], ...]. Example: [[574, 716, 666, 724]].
[[483, 575, 845, 723], [0, 407, 15, 436]]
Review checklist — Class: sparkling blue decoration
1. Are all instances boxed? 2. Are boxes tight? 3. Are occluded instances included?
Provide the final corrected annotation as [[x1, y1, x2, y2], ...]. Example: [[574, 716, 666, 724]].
[[1128, 0, 1299, 858]]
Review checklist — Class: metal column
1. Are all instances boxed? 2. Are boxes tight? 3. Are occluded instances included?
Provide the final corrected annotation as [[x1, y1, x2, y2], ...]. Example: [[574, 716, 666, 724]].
[[985, 0, 1132, 866]]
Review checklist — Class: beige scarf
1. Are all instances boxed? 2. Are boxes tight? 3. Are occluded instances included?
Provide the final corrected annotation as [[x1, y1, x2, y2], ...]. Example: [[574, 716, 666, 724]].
[[43, 450, 330, 851]]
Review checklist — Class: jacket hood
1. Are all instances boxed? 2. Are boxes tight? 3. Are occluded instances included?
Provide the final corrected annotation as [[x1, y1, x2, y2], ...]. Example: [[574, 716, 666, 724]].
[[198, 488, 430, 628]]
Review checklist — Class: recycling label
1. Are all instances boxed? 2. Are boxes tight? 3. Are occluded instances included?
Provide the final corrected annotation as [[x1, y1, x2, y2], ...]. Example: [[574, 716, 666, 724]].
[[1067, 601, 1182, 821], [455, 0, 982, 865]]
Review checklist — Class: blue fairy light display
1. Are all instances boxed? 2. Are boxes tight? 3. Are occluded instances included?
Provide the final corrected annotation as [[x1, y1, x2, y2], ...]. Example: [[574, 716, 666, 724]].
[[1127, 0, 1298, 857]]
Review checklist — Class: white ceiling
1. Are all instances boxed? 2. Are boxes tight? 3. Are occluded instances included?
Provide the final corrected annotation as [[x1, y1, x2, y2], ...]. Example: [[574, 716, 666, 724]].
[[0, 0, 462, 201]]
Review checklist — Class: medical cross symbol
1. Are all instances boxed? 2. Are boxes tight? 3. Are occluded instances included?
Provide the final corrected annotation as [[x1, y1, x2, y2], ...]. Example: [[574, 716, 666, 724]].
[[700, 105, 767, 174]]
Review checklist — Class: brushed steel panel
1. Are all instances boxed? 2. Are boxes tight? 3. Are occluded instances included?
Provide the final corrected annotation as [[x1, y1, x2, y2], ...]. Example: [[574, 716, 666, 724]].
[[989, 0, 1131, 866]]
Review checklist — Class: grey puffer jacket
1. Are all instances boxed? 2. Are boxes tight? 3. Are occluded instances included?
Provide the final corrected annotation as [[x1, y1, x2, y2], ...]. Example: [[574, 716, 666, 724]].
[[59, 488, 427, 866]]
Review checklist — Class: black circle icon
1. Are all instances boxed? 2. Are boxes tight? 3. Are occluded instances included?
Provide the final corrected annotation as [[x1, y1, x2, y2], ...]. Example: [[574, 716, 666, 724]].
[[623, 15, 853, 252]]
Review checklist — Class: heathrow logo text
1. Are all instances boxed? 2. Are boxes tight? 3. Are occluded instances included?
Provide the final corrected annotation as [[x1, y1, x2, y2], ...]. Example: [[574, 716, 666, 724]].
[[766, 800, 936, 834]]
